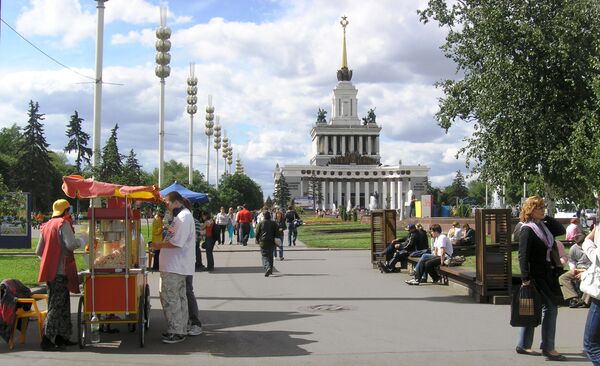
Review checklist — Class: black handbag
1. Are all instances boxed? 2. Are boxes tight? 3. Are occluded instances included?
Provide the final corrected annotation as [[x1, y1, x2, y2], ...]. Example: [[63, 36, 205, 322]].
[[510, 284, 542, 327]]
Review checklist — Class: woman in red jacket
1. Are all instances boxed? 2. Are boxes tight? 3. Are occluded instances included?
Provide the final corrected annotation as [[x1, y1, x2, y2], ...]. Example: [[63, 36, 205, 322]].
[[36, 199, 83, 351]]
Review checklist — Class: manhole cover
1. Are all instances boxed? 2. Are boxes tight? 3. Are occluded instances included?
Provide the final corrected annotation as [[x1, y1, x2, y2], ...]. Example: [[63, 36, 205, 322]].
[[301, 304, 353, 312]]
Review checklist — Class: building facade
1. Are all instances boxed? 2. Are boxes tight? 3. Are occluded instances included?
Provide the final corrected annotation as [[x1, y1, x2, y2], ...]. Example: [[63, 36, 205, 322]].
[[273, 17, 429, 217]]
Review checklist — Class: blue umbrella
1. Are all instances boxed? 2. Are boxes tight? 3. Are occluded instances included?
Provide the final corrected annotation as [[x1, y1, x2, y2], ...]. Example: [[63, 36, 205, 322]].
[[159, 182, 209, 203]]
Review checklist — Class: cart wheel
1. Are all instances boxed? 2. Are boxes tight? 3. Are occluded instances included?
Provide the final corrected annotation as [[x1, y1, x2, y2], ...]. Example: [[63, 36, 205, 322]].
[[138, 295, 145, 348], [77, 296, 86, 349], [144, 284, 150, 330]]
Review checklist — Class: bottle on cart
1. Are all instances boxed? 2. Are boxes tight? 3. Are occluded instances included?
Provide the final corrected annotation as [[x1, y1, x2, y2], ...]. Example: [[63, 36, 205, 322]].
[[90, 315, 100, 343]]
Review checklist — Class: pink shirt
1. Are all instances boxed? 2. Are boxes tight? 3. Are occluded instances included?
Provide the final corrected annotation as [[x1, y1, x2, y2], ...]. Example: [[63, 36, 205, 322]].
[[565, 223, 581, 241]]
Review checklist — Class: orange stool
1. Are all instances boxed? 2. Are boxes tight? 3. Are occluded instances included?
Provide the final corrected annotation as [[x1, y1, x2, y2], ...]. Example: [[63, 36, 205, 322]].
[[8, 294, 48, 350]]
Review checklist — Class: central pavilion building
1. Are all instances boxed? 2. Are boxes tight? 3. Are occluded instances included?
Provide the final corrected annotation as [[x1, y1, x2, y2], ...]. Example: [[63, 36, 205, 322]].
[[273, 17, 429, 217]]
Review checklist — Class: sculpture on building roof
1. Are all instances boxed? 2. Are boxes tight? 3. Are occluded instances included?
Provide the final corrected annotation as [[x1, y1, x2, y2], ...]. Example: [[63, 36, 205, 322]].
[[316, 108, 327, 124], [362, 108, 376, 125]]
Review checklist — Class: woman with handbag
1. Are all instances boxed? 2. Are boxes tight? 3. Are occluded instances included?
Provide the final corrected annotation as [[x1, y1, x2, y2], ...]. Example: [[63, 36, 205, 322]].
[[516, 196, 566, 361], [582, 228, 600, 364]]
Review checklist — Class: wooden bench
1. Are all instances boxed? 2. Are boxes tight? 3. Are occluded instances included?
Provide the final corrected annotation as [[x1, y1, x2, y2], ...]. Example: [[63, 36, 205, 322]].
[[406, 256, 476, 288]]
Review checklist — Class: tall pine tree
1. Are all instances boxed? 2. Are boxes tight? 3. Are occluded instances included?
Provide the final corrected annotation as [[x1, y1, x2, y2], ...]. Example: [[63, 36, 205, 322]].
[[64, 111, 92, 174], [445, 171, 469, 206], [97, 124, 123, 182], [15, 101, 57, 210], [273, 174, 291, 209], [121, 149, 145, 186]]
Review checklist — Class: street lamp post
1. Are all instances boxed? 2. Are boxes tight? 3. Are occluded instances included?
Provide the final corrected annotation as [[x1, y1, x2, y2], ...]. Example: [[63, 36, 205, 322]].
[[205, 96, 214, 185], [186, 63, 198, 184], [213, 117, 221, 187], [92, 0, 108, 172], [226, 147, 233, 173], [221, 132, 229, 175], [155, 5, 171, 188]]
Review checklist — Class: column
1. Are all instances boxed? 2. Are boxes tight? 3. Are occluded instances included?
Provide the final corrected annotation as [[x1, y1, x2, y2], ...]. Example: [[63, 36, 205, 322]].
[[346, 180, 352, 208], [324, 135, 329, 155], [398, 180, 404, 218], [337, 181, 342, 209], [322, 180, 327, 210], [358, 135, 363, 154], [333, 136, 338, 155], [329, 181, 334, 210], [375, 136, 379, 154], [367, 136, 372, 155], [355, 180, 361, 208], [382, 180, 388, 209], [300, 178, 304, 197], [390, 180, 396, 209], [373, 180, 379, 208], [364, 180, 370, 208], [341, 136, 346, 155], [349, 135, 355, 153]]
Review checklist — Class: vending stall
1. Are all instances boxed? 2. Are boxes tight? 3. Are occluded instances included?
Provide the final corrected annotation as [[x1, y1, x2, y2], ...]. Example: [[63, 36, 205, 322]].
[[61, 175, 161, 348]]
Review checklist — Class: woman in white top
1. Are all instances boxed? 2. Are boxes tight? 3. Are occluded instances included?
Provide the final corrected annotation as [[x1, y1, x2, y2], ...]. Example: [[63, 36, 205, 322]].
[[582, 228, 600, 364]]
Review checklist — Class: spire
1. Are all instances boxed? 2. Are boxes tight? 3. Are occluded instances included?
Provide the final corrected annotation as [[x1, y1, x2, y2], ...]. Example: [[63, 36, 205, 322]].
[[337, 16, 353, 81], [341, 16, 348, 69]]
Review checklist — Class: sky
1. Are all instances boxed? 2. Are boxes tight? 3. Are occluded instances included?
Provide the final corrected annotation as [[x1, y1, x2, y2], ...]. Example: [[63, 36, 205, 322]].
[[0, 0, 473, 197]]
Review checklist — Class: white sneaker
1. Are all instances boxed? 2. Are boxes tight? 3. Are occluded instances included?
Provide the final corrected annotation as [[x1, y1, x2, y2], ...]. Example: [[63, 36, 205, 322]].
[[187, 324, 203, 336]]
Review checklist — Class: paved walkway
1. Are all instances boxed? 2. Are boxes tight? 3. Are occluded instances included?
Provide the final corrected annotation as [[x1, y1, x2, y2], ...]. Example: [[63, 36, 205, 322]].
[[0, 238, 591, 365]]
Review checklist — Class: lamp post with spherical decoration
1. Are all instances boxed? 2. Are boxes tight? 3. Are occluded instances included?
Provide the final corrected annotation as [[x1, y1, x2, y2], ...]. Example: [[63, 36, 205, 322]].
[[213, 117, 221, 188], [186, 63, 198, 184], [205, 96, 214, 185], [221, 132, 229, 175], [155, 5, 171, 188]]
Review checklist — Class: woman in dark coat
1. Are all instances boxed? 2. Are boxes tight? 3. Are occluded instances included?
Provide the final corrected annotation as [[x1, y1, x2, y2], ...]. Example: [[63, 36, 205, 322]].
[[516, 196, 566, 361]]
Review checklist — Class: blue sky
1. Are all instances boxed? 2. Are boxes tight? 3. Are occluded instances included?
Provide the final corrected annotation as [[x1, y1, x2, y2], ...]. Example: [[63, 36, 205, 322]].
[[0, 0, 470, 197]]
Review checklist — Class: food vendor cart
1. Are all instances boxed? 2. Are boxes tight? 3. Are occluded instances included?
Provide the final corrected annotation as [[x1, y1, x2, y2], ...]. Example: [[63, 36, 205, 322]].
[[61, 175, 161, 348]]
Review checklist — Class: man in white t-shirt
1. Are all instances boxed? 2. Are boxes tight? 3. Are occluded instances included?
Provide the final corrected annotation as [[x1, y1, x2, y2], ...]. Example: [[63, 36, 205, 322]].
[[406, 224, 453, 285], [151, 191, 196, 344]]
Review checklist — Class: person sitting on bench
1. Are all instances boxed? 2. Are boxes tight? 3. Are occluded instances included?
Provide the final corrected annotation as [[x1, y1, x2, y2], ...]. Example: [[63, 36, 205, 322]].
[[457, 223, 475, 246], [405, 224, 453, 285], [377, 224, 419, 273]]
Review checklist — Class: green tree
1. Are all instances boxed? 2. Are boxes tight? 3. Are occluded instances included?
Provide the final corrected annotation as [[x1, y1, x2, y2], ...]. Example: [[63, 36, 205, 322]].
[[419, 0, 600, 206], [265, 196, 273, 209], [96, 124, 123, 183], [218, 173, 263, 211], [307, 176, 323, 210], [0, 125, 23, 189], [64, 111, 92, 174], [445, 171, 469, 205], [273, 174, 291, 209], [152, 160, 204, 188], [14, 101, 57, 210], [467, 180, 486, 206], [120, 149, 150, 186]]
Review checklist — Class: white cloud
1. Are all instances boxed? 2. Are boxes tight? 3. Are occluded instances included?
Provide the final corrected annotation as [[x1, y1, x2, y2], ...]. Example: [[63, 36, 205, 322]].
[[4, 0, 468, 197], [15, 0, 96, 47], [15, 0, 191, 47]]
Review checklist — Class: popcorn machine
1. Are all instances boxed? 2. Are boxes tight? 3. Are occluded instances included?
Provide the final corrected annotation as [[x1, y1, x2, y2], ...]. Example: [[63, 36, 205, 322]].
[[61, 175, 161, 348]]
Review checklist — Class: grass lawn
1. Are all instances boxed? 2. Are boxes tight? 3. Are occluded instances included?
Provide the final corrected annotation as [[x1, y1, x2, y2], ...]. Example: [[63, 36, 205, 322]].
[[0, 255, 89, 287], [298, 215, 408, 249]]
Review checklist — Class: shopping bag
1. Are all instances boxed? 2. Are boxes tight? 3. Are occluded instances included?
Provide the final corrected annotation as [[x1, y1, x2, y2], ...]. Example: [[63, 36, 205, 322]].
[[580, 258, 600, 299], [249, 226, 255, 239], [510, 284, 542, 327]]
